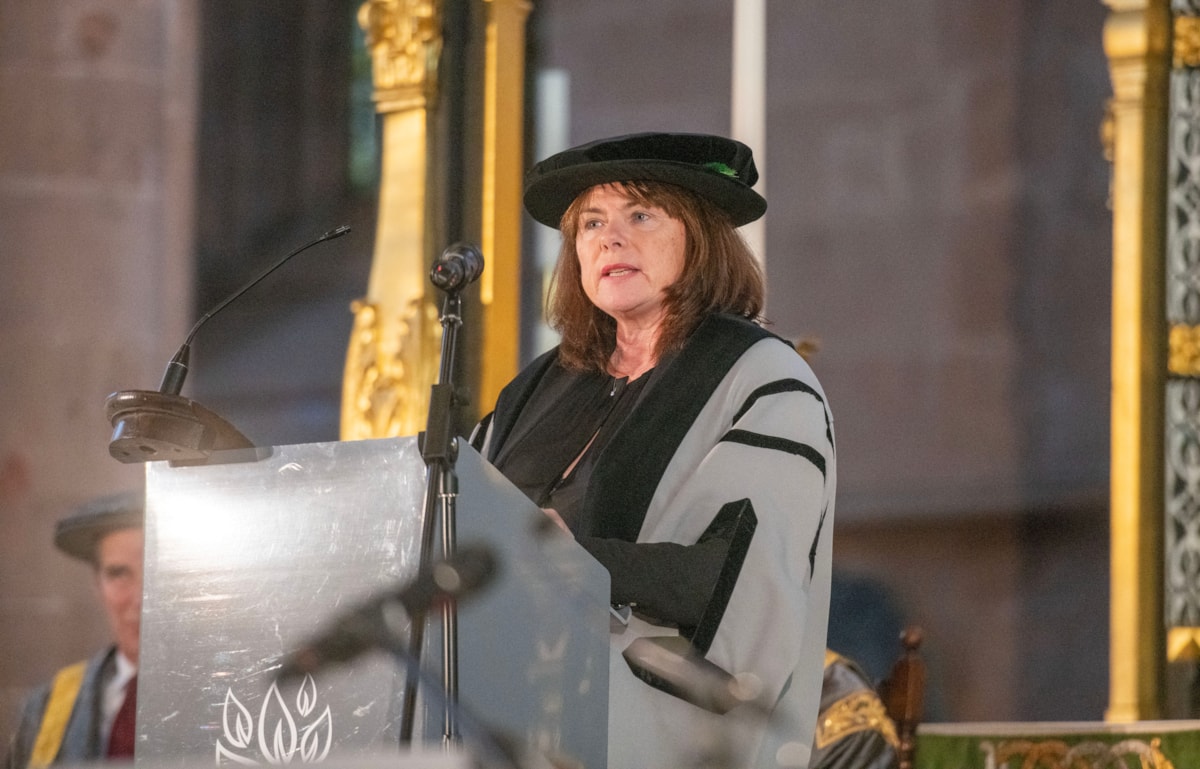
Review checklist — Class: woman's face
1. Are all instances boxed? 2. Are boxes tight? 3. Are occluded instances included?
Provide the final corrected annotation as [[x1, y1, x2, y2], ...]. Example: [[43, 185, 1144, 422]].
[[573, 184, 687, 331]]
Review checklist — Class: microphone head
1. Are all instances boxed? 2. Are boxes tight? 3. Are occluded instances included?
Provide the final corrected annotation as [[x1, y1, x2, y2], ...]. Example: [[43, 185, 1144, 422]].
[[430, 261, 466, 292], [395, 543, 499, 616], [449, 243, 484, 281], [278, 606, 384, 681], [432, 543, 498, 598], [430, 242, 484, 292], [276, 544, 499, 680]]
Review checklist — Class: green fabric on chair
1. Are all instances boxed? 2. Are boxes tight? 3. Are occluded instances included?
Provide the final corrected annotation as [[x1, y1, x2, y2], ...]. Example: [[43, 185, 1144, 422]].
[[915, 720, 1200, 769]]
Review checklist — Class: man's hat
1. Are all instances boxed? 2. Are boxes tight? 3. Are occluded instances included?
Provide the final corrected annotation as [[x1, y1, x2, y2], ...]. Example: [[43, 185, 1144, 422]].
[[54, 490, 145, 563], [523, 132, 768, 229]]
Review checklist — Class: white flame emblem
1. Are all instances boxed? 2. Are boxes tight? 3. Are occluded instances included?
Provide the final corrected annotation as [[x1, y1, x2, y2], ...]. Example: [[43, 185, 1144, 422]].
[[215, 675, 333, 765]]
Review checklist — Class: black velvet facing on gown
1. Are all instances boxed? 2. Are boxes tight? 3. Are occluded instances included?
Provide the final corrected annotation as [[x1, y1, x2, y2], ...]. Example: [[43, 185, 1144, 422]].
[[583, 314, 776, 541]]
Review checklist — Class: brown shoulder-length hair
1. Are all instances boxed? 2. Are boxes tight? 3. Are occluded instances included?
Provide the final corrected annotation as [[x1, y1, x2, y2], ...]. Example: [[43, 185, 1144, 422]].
[[547, 181, 765, 372]]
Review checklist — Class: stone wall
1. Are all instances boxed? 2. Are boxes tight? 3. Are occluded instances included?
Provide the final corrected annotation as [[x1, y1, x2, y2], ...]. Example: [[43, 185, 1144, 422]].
[[0, 0, 199, 736]]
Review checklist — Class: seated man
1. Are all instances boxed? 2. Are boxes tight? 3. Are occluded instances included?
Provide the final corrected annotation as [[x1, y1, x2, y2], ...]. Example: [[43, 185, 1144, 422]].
[[5, 491, 144, 769], [812, 650, 900, 769]]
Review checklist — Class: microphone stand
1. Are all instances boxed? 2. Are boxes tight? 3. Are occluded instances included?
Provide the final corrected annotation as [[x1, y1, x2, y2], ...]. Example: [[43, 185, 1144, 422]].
[[280, 554, 519, 769], [399, 285, 468, 747], [384, 631, 522, 769]]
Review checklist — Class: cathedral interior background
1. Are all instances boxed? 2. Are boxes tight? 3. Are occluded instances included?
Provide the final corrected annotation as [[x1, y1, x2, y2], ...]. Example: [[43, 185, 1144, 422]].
[[0, 0, 1130, 735]]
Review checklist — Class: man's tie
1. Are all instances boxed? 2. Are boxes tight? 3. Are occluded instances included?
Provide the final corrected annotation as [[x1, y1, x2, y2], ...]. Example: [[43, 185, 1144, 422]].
[[106, 674, 137, 759]]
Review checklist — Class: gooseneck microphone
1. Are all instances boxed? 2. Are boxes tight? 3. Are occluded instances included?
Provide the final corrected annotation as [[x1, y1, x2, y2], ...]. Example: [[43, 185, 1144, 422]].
[[106, 225, 350, 464], [159, 225, 351, 396], [429, 242, 484, 293]]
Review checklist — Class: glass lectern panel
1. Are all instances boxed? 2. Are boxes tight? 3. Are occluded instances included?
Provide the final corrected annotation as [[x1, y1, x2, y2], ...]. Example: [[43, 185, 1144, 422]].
[[138, 436, 609, 769]]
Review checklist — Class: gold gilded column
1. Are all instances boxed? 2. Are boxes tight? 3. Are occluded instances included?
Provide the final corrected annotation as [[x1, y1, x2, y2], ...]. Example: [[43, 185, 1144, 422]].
[[479, 0, 531, 413], [1102, 0, 1169, 722], [343, 0, 443, 439]]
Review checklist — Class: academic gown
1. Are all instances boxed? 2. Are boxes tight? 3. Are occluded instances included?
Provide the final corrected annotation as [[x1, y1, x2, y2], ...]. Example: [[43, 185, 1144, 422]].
[[477, 313, 837, 769], [5, 647, 118, 769]]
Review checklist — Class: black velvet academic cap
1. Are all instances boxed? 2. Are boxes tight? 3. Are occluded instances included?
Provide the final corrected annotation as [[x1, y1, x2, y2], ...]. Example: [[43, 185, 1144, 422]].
[[523, 132, 768, 229]]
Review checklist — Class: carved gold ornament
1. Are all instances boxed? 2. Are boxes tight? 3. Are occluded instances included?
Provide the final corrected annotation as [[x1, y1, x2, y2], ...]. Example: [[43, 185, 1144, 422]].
[[357, 0, 441, 110], [1175, 15, 1200, 70], [342, 299, 441, 440], [814, 691, 900, 750], [1169, 324, 1200, 377]]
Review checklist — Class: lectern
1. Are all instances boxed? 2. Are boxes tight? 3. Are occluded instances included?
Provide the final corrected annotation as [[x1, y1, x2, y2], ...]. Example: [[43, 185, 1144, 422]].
[[136, 436, 610, 768]]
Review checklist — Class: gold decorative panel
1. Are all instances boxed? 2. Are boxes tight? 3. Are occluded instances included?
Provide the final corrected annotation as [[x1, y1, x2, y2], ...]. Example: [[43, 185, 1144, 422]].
[[1167, 3, 1200, 689]]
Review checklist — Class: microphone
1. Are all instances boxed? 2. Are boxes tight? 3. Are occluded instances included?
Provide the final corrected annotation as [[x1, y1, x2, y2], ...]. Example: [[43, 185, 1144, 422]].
[[105, 225, 350, 464], [429, 242, 484, 292], [160, 225, 351, 396], [279, 543, 498, 679], [622, 635, 767, 715]]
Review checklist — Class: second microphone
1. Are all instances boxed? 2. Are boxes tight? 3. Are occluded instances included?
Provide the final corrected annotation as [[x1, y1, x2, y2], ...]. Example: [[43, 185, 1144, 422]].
[[430, 242, 484, 292]]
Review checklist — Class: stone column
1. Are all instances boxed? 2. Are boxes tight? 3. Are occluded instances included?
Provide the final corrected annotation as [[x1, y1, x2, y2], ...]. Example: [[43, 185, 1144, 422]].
[[0, 0, 199, 731]]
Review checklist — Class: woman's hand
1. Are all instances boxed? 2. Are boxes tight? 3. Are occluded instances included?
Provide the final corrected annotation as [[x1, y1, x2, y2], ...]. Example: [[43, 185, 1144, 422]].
[[541, 507, 571, 534]]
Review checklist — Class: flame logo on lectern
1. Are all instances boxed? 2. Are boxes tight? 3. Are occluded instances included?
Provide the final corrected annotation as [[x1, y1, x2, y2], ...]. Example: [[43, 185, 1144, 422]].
[[215, 675, 333, 765]]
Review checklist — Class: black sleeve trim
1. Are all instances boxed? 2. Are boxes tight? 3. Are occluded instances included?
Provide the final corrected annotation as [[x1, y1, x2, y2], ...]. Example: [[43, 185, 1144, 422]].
[[576, 536, 731, 627], [720, 428, 827, 478], [809, 504, 828, 577], [732, 378, 833, 447], [687, 498, 757, 655]]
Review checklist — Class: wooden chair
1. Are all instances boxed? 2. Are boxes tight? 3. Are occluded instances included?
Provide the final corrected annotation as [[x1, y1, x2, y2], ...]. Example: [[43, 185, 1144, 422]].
[[878, 627, 926, 769]]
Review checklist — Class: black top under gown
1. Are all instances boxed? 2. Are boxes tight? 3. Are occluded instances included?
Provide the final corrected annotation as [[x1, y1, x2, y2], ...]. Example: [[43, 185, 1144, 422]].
[[488, 361, 730, 629]]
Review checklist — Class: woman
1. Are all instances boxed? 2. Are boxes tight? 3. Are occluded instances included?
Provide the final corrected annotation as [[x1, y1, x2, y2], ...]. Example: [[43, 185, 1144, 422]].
[[474, 133, 835, 769]]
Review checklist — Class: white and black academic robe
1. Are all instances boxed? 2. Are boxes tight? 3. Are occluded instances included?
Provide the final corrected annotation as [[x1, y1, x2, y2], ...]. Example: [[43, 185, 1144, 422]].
[[478, 313, 836, 769]]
